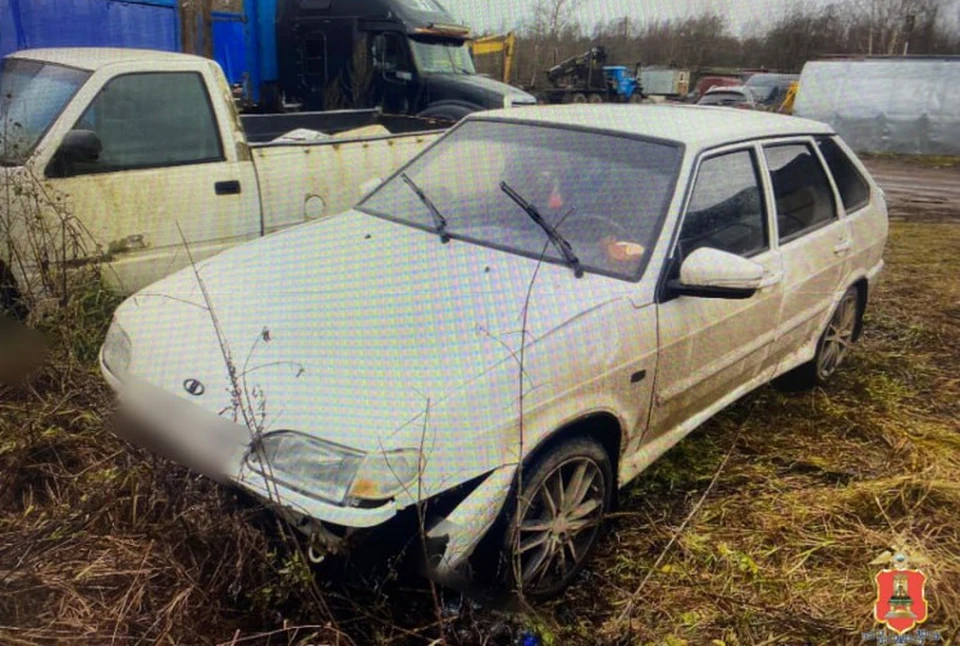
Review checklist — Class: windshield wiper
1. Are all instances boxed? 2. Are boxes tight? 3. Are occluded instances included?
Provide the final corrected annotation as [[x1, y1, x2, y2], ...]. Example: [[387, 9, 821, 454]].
[[401, 173, 450, 244], [500, 181, 584, 278]]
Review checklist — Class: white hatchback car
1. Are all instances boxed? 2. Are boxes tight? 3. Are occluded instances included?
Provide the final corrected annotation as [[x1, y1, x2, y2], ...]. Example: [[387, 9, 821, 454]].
[[100, 105, 888, 598]]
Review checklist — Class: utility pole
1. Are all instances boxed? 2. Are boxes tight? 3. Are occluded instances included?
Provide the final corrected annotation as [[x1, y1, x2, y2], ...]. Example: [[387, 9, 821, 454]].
[[903, 14, 915, 55], [200, 0, 214, 60]]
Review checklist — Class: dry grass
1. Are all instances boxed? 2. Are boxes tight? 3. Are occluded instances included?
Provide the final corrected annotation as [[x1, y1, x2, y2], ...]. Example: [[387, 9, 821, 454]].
[[858, 153, 960, 170], [1, 214, 958, 645]]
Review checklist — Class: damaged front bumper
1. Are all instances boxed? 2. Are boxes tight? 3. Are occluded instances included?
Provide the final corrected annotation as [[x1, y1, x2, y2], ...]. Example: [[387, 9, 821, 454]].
[[99, 355, 515, 578]]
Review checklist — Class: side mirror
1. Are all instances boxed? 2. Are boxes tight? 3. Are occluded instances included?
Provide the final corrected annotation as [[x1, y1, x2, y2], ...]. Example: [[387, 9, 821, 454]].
[[58, 129, 102, 163], [46, 129, 102, 178], [668, 247, 764, 300]]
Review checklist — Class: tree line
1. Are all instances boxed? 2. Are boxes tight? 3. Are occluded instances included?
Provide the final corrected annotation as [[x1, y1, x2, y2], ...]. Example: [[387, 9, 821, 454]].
[[476, 0, 960, 88]]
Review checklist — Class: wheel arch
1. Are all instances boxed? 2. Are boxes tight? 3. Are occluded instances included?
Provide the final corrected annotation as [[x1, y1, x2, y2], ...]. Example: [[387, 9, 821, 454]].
[[416, 101, 483, 122], [0, 258, 28, 321], [522, 411, 625, 507]]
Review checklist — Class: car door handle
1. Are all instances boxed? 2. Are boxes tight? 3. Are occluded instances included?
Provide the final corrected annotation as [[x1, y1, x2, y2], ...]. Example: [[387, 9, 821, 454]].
[[759, 272, 783, 289], [833, 241, 852, 255], [215, 180, 241, 196]]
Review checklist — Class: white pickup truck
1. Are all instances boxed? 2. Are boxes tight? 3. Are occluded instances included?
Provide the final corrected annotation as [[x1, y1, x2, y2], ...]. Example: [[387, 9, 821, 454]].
[[0, 48, 448, 314]]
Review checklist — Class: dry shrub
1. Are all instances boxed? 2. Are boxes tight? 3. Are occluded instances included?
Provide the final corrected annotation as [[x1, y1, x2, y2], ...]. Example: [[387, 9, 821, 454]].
[[1, 193, 958, 645]]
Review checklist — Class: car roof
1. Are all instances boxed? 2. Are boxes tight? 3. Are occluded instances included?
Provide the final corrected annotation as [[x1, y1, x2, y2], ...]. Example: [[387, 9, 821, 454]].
[[8, 48, 208, 71], [471, 104, 833, 150]]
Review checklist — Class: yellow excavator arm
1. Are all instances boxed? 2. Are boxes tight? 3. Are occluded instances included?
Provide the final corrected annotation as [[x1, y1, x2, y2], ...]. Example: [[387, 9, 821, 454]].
[[469, 32, 516, 84], [778, 81, 799, 114]]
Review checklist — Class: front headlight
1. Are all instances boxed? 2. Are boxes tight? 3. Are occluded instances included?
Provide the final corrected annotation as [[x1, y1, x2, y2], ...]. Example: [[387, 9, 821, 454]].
[[247, 432, 420, 506], [101, 322, 131, 376], [348, 448, 421, 502]]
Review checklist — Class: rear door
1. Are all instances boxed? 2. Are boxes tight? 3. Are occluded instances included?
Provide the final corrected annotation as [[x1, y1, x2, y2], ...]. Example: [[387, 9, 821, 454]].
[[815, 135, 888, 282], [761, 139, 851, 369], [650, 145, 783, 437], [43, 66, 260, 294]]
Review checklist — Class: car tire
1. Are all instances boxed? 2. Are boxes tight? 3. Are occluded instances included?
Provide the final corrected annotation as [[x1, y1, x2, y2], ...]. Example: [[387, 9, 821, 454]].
[[0, 260, 28, 322], [775, 285, 863, 391], [499, 436, 613, 599]]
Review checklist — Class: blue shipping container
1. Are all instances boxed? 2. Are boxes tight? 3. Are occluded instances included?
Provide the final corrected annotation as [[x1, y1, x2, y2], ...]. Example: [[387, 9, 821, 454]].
[[212, 11, 247, 85], [0, 0, 181, 59]]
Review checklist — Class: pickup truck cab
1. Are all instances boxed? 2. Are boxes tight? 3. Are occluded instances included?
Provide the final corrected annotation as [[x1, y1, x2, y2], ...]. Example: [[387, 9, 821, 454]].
[[0, 48, 447, 314]]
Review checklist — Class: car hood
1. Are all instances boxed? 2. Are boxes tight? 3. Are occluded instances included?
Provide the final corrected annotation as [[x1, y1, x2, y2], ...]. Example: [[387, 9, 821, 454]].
[[425, 72, 536, 108], [115, 211, 633, 452]]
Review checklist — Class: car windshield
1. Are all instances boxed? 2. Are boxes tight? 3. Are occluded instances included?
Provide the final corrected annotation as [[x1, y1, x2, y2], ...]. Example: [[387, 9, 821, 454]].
[[409, 38, 477, 74], [0, 59, 90, 166], [358, 120, 682, 280]]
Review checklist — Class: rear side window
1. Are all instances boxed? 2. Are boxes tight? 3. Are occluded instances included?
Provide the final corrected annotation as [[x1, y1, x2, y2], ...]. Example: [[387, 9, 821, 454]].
[[67, 72, 223, 175], [764, 143, 837, 242], [677, 149, 769, 259], [817, 137, 871, 213]]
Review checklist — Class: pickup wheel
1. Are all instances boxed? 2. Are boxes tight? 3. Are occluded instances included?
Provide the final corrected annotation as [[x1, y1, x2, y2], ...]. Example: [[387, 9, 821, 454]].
[[775, 285, 863, 391], [500, 437, 612, 599], [0, 261, 28, 322]]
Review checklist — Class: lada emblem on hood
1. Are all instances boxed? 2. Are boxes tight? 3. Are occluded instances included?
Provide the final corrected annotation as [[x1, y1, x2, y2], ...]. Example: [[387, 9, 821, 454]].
[[183, 379, 206, 397]]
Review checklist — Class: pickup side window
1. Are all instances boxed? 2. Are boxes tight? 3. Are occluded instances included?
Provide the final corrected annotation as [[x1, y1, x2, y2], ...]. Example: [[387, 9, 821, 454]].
[[816, 137, 871, 213], [763, 143, 838, 243], [372, 33, 411, 75], [677, 149, 769, 260], [64, 72, 223, 175]]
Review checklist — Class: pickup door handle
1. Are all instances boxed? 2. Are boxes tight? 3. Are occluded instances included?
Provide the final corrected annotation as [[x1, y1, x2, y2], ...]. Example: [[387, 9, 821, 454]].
[[215, 180, 241, 196], [833, 241, 852, 255]]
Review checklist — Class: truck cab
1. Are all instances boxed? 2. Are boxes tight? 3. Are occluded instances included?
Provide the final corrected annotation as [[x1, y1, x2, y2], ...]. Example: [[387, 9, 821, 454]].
[[274, 0, 536, 120]]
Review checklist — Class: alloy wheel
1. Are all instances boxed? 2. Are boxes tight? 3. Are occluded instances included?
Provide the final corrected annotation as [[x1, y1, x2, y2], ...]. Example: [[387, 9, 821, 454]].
[[513, 456, 606, 593], [817, 289, 859, 381]]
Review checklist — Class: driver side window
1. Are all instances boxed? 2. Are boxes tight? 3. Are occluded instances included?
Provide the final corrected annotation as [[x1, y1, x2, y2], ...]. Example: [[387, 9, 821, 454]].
[[372, 33, 410, 75], [677, 149, 769, 260]]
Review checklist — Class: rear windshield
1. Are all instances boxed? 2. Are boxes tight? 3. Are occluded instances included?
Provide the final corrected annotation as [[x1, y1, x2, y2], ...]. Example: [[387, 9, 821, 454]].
[[699, 92, 750, 106]]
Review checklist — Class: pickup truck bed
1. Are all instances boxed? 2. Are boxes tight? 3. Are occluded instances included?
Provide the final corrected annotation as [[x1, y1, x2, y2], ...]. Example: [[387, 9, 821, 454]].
[[240, 110, 450, 144]]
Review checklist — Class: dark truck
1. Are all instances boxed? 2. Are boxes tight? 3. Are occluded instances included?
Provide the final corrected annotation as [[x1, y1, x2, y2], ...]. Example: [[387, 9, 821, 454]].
[[273, 0, 537, 119], [0, 0, 535, 120]]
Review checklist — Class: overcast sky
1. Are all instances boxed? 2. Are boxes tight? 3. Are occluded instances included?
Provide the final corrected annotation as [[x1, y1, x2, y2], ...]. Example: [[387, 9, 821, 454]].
[[442, 0, 791, 35]]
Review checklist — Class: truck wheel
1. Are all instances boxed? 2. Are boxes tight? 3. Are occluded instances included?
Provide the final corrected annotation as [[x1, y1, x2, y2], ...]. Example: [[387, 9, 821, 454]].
[[0, 261, 28, 322], [416, 104, 475, 123], [587, 93, 604, 104], [629, 94, 645, 104], [570, 93, 588, 104]]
